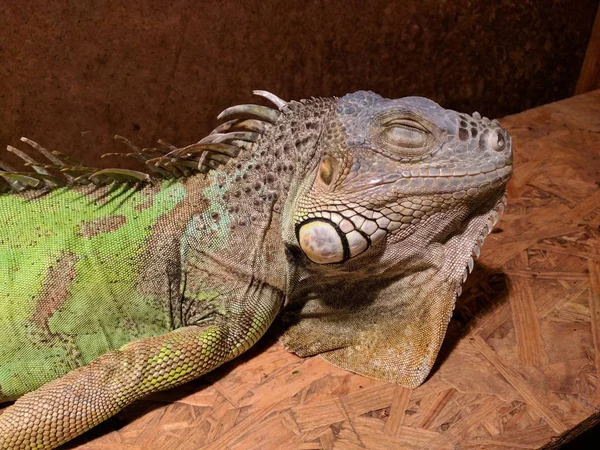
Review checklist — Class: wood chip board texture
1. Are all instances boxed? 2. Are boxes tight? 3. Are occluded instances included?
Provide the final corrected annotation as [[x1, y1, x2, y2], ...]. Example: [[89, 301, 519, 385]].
[[4, 90, 600, 449]]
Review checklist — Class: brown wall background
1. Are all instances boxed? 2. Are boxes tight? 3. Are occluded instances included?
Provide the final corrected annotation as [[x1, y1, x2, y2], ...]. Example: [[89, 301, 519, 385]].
[[0, 0, 597, 167]]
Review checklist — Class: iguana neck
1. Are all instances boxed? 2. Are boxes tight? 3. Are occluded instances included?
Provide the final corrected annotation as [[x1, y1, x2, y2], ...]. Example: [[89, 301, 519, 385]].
[[179, 99, 337, 293]]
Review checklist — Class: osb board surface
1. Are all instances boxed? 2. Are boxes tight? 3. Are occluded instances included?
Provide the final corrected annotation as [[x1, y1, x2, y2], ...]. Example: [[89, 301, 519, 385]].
[[1, 0, 597, 172], [17, 92, 591, 448]]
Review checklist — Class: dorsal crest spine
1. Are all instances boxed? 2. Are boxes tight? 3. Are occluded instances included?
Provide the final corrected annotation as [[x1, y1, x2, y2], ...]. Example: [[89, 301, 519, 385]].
[[0, 91, 287, 193]]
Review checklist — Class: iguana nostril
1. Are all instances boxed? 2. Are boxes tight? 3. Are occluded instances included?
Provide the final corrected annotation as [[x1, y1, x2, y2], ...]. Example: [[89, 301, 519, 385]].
[[491, 130, 506, 151]]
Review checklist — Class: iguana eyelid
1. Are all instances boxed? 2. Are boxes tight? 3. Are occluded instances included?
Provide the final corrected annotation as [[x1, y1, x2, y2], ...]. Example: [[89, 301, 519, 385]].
[[376, 119, 436, 154], [382, 118, 429, 134]]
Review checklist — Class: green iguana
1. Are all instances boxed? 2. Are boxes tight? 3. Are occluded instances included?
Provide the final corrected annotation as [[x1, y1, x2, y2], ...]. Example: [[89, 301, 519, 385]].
[[0, 90, 512, 448]]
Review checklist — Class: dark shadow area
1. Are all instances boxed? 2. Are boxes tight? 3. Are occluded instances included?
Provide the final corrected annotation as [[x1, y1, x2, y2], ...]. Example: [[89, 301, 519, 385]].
[[544, 411, 600, 450], [560, 424, 600, 450]]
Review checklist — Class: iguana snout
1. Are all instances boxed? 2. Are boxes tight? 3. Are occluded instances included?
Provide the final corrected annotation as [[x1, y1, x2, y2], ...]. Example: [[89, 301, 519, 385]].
[[293, 91, 512, 265]]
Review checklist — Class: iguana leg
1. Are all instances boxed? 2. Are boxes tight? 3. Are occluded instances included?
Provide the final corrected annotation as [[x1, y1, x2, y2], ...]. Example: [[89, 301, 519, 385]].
[[0, 289, 281, 449]]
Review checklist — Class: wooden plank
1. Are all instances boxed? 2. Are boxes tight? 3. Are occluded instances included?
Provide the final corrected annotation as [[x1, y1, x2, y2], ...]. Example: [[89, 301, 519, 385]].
[[537, 284, 589, 319], [383, 386, 412, 436], [419, 397, 506, 449], [418, 389, 455, 429], [470, 336, 567, 434], [505, 270, 590, 281], [530, 243, 600, 262], [589, 260, 600, 406], [507, 255, 548, 366], [575, 4, 600, 94], [563, 189, 600, 223]]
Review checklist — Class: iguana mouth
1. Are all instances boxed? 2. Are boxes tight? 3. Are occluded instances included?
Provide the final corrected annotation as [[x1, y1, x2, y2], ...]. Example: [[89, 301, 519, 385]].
[[394, 160, 512, 179], [342, 163, 512, 197]]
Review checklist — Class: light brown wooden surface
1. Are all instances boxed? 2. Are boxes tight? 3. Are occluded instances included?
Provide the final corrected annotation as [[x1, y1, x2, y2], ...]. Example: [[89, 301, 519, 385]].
[[22, 91, 600, 448]]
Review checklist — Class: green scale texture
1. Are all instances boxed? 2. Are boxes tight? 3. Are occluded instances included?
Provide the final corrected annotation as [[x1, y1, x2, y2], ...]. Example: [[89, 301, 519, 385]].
[[0, 182, 185, 400]]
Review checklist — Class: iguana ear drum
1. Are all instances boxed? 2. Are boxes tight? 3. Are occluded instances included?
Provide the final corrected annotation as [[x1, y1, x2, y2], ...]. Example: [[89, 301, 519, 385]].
[[296, 219, 370, 264]]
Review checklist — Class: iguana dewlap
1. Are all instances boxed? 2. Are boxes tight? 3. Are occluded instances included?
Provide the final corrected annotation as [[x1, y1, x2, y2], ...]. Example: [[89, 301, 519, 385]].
[[0, 90, 512, 448]]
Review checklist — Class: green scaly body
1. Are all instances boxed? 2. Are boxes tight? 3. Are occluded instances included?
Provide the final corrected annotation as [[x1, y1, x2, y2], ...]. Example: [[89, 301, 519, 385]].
[[0, 182, 184, 400]]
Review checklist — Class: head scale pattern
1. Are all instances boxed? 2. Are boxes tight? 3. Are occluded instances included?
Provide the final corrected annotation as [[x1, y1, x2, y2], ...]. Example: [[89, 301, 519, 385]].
[[292, 90, 512, 266], [280, 90, 512, 387]]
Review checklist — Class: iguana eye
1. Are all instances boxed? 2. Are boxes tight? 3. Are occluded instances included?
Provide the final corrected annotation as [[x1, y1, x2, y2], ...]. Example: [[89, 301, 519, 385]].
[[383, 121, 428, 149], [373, 117, 436, 159]]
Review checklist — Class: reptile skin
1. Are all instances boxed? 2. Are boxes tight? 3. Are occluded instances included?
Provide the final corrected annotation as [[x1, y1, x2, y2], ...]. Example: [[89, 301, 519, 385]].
[[0, 90, 511, 448]]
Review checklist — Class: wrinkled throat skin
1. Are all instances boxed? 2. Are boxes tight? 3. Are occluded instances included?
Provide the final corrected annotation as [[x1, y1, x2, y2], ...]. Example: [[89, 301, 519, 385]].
[[280, 91, 512, 388]]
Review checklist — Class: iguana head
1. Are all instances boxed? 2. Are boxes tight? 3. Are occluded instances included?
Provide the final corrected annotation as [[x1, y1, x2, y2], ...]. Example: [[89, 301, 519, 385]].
[[293, 91, 512, 266], [279, 90, 512, 387]]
